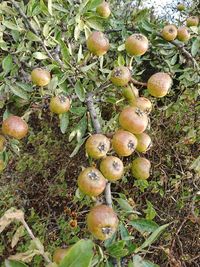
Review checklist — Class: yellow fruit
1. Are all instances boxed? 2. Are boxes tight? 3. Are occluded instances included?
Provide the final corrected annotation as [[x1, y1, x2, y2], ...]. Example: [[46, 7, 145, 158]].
[[110, 66, 131, 87], [186, 16, 199, 27], [0, 135, 6, 151], [119, 106, 148, 134], [135, 132, 152, 153], [147, 72, 172, 98], [177, 26, 190, 42], [100, 156, 124, 181], [87, 205, 118, 240], [96, 1, 111, 18], [130, 97, 152, 114], [112, 130, 137, 157], [86, 31, 109, 56], [2, 115, 28, 140], [50, 95, 70, 114], [161, 25, 177, 41], [122, 85, 139, 102], [125, 34, 148, 56], [31, 68, 51, 86], [85, 134, 110, 159], [131, 157, 151, 180], [78, 167, 106, 197], [177, 4, 185, 11]]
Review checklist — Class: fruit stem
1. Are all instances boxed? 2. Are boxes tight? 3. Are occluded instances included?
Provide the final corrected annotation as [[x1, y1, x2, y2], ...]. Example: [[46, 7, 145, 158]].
[[129, 56, 134, 70], [105, 182, 112, 208]]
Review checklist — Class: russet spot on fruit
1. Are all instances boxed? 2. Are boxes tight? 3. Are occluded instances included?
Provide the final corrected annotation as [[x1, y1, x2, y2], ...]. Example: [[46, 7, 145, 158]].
[[125, 34, 148, 56], [86, 31, 109, 56], [96, 1, 111, 18], [147, 72, 172, 98], [112, 130, 138, 157], [85, 134, 110, 159], [177, 26, 190, 42], [110, 66, 131, 87], [135, 132, 152, 153], [2, 115, 28, 140], [177, 3, 185, 11], [186, 16, 199, 27], [131, 157, 151, 180], [53, 248, 70, 264], [130, 97, 152, 114], [50, 95, 70, 114], [122, 85, 139, 102], [100, 156, 124, 181], [119, 106, 148, 134], [31, 68, 51, 86], [161, 25, 177, 41], [0, 135, 6, 151], [78, 167, 106, 197], [87, 205, 118, 240]]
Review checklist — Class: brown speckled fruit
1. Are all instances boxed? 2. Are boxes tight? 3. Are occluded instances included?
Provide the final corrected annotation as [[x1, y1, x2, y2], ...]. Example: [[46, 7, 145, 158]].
[[147, 72, 172, 98], [110, 66, 131, 87], [53, 248, 70, 264], [135, 132, 152, 153], [122, 85, 139, 102], [50, 95, 70, 114], [161, 25, 177, 41], [31, 68, 51, 86], [0, 159, 5, 172], [2, 116, 28, 140], [85, 134, 110, 159], [177, 26, 190, 42], [125, 34, 148, 56], [96, 1, 111, 18], [119, 107, 148, 134], [177, 3, 185, 11], [112, 130, 137, 157], [86, 31, 109, 56], [131, 157, 151, 180], [100, 156, 124, 181], [0, 135, 6, 151], [186, 16, 199, 27], [78, 167, 106, 197], [87, 205, 118, 240], [130, 97, 152, 114]]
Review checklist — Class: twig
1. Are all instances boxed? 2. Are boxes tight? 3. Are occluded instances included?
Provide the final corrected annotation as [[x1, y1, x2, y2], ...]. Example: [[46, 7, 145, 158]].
[[131, 78, 147, 87]]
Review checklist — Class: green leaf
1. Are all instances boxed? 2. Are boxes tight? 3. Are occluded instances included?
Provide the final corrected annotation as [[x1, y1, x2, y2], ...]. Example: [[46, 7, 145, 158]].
[[135, 223, 169, 253], [48, 0, 53, 15], [9, 85, 29, 100], [2, 21, 23, 31], [33, 52, 49, 60], [75, 81, 85, 102], [129, 219, 159, 235], [80, 62, 97, 72], [26, 31, 41, 42], [86, 18, 104, 31], [59, 113, 69, 134], [5, 260, 28, 267], [70, 138, 87, 158], [190, 156, 200, 175], [191, 39, 200, 57], [59, 239, 94, 267], [116, 198, 133, 212], [16, 82, 34, 92], [2, 55, 13, 74], [144, 201, 157, 220], [85, 0, 103, 10], [107, 240, 128, 259], [130, 255, 159, 267]]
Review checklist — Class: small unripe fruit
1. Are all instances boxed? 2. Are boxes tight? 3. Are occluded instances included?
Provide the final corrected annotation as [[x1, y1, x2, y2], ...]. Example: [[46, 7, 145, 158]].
[[85, 134, 110, 159], [177, 3, 185, 11], [119, 107, 148, 134], [96, 1, 111, 18], [0, 159, 5, 172], [130, 97, 152, 114], [86, 31, 109, 56], [125, 34, 148, 56], [110, 66, 131, 87], [186, 16, 199, 27], [131, 157, 151, 180], [53, 248, 69, 264], [50, 95, 70, 114], [161, 25, 177, 41], [112, 130, 137, 157], [147, 72, 172, 98], [100, 156, 124, 181], [87, 205, 118, 240], [135, 132, 152, 153], [2, 116, 28, 140], [177, 26, 190, 42], [0, 135, 6, 151], [122, 85, 139, 102], [78, 167, 106, 197], [31, 68, 51, 86]]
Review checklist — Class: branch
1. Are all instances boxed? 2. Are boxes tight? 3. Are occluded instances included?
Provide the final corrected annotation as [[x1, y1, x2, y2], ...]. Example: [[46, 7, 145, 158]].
[[131, 78, 147, 87]]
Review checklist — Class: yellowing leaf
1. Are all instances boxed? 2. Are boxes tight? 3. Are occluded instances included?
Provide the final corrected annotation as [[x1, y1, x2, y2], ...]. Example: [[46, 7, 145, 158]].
[[11, 226, 25, 248]]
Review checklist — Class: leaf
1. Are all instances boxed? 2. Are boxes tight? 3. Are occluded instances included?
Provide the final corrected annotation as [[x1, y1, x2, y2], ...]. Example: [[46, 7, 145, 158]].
[[33, 52, 49, 60], [48, 0, 53, 15], [8, 250, 41, 263], [0, 208, 24, 233], [85, 0, 103, 10], [135, 223, 169, 253], [75, 81, 85, 102], [59, 113, 69, 134], [2, 54, 13, 74], [70, 137, 87, 158], [80, 62, 97, 72], [9, 85, 30, 100], [59, 239, 94, 267], [5, 260, 28, 267], [86, 18, 104, 31], [16, 82, 34, 92], [191, 39, 200, 57], [130, 255, 159, 267], [190, 156, 200, 175], [144, 201, 157, 220], [11, 226, 25, 248], [2, 21, 23, 31], [107, 240, 128, 258], [129, 219, 159, 235], [26, 31, 41, 42], [116, 198, 133, 212]]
